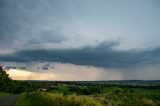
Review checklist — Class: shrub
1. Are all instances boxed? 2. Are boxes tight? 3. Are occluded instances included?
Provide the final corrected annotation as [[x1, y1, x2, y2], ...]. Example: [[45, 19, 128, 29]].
[[141, 98, 155, 106]]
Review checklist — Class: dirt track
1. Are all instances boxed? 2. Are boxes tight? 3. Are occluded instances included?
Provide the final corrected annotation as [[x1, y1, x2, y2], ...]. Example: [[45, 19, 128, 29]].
[[0, 95, 18, 106]]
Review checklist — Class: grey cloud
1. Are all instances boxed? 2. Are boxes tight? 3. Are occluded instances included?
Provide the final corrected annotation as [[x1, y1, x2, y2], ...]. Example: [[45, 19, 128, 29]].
[[0, 0, 160, 53], [0, 0, 68, 51], [0, 0, 160, 69], [0, 42, 160, 68], [0, 0, 160, 80], [42, 66, 48, 70], [27, 29, 67, 46]]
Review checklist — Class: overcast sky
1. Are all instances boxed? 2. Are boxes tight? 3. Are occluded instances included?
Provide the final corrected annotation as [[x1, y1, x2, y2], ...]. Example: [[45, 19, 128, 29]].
[[0, 0, 160, 80]]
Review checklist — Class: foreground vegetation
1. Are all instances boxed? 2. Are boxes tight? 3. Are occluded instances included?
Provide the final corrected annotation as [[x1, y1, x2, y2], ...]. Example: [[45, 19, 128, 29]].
[[15, 88, 160, 106], [16, 92, 102, 106], [0, 92, 10, 97], [96, 88, 160, 106]]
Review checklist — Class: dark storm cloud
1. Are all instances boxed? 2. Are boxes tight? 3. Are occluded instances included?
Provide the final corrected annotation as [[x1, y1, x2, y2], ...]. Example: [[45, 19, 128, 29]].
[[0, 42, 160, 68], [0, 0, 67, 51], [0, 0, 160, 53], [0, 0, 160, 69]]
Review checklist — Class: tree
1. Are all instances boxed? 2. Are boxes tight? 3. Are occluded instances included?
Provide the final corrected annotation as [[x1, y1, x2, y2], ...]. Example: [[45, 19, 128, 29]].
[[0, 66, 12, 92], [0, 66, 2, 72]]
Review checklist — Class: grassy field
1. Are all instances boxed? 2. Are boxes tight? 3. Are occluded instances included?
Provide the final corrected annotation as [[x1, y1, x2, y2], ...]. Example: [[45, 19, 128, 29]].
[[0, 79, 159, 106], [0, 92, 10, 97], [16, 93, 31, 106], [96, 89, 160, 106], [15, 87, 160, 106], [16, 92, 102, 106]]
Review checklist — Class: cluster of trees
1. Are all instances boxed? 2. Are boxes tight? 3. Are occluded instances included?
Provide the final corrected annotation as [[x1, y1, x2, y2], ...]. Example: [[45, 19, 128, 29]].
[[0, 66, 12, 92], [68, 85, 102, 95], [0, 66, 52, 93]]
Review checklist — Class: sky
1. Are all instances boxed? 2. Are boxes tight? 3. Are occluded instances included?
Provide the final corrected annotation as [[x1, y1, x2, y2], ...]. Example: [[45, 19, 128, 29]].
[[0, 0, 160, 80]]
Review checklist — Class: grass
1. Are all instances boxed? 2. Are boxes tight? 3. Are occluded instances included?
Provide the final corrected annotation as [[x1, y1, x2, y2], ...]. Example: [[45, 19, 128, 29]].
[[16, 91, 102, 106], [102, 87, 120, 93], [0, 92, 10, 97], [16, 93, 31, 106], [15, 88, 160, 106], [96, 89, 160, 106], [50, 84, 73, 95]]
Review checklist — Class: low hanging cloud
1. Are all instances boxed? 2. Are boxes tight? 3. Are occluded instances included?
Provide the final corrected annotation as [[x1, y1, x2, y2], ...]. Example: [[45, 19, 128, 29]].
[[0, 42, 160, 69]]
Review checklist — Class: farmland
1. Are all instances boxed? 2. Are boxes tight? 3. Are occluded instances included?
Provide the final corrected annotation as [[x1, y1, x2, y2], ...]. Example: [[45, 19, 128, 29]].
[[14, 81, 160, 106]]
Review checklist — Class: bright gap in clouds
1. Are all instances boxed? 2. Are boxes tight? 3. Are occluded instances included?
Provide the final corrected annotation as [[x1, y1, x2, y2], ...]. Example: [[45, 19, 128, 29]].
[[7, 69, 57, 80], [6, 63, 123, 81], [5, 62, 160, 81]]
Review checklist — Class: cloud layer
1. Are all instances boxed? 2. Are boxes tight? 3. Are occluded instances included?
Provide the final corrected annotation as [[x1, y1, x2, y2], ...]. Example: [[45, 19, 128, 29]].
[[0, 0, 160, 54], [0, 42, 160, 68], [0, 0, 160, 80]]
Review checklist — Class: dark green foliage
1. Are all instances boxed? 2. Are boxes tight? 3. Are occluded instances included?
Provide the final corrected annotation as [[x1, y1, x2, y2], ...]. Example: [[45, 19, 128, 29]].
[[68, 85, 102, 95], [0, 66, 53, 93], [0, 66, 3, 72], [0, 66, 12, 92]]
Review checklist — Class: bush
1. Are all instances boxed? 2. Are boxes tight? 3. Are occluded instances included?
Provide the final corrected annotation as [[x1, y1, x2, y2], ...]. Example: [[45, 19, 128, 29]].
[[141, 98, 155, 106]]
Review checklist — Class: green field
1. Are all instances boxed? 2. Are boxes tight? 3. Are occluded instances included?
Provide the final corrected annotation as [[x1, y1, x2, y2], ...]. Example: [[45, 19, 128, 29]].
[[15, 86, 160, 106], [96, 88, 160, 106], [16, 92, 102, 106], [0, 92, 10, 97]]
